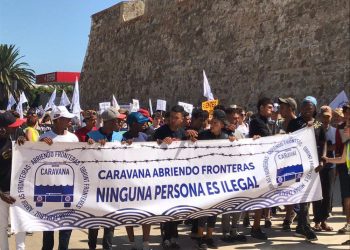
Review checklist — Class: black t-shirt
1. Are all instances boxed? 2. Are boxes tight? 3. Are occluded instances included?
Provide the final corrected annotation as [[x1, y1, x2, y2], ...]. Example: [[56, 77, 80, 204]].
[[198, 130, 228, 140], [0, 138, 12, 192], [249, 114, 272, 138], [143, 126, 155, 138], [153, 124, 187, 141], [287, 117, 326, 158], [186, 126, 204, 133]]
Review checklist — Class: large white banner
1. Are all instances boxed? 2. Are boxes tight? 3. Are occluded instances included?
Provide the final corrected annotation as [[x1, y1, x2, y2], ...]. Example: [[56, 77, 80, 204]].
[[10, 128, 322, 232]]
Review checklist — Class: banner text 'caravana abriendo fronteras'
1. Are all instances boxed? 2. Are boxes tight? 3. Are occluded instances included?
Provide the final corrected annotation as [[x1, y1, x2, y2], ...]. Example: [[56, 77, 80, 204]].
[[96, 163, 258, 202], [11, 128, 322, 232]]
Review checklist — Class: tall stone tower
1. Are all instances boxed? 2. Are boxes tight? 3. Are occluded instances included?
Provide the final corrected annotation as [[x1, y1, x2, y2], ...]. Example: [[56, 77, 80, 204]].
[[81, 0, 349, 110]]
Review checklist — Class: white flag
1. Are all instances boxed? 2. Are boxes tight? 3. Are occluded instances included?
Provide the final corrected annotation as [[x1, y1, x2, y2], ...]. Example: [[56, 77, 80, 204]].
[[59, 90, 71, 106], [178, 101, 194, 116], [16, 92, 28, 119], [7, 93, 17, 111], [45, 88, 57, 111], [20, 92, 28, 104], [203, 70, 214, 101], [112, 95, 120, 110], [149, 99, 153, 116], [70, 77, 82, 117], [329, 90, 349, 109]]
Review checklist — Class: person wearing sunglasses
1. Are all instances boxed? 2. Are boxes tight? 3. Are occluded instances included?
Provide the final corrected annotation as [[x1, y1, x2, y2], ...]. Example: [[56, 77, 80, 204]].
[[75, 110, 98, 142]]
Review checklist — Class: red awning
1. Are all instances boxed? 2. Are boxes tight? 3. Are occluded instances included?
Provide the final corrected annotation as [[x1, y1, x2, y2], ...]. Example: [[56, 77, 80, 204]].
[[36, 72, 80, 85]]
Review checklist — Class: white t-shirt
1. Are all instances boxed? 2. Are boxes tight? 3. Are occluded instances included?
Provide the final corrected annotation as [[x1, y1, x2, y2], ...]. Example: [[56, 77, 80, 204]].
[[39, 130, 79, 142], [236, 123, 249, 138]]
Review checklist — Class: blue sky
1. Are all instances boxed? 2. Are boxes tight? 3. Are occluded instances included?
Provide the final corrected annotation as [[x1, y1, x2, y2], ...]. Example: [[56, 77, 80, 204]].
[[0, 0, 121, 75]]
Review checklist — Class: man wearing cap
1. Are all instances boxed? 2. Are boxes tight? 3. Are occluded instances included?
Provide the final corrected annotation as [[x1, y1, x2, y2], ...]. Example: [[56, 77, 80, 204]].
[[87, 107, 126, 145], [278, 97, 297, 133], [85, 107, 127, 250], [75, 110, 98, 142], [332, 108, 345, 127], [123, 112, 150, 143], [277, 97, 298, 231], [38, 106, 79, 250], [0, 111, 26, 250], [311, 106, 336, 232], [121, 112, 152, 250], [138, 108, 155, 138], [287, 96, 326, 241]]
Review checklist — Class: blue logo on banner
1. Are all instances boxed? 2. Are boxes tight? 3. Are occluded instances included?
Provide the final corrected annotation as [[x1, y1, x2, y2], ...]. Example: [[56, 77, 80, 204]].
[[275, 147, 303, 186], [34, 163, 75, 208]]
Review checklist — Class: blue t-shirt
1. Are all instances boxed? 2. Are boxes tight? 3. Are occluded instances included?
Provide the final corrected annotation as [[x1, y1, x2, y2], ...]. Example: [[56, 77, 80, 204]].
[[87, 128, 123, 142], [122, 131, 148, 142]]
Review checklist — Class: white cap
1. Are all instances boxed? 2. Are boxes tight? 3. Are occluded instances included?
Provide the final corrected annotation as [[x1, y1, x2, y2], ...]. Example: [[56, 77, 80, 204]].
[[50, 106, 76, 120]]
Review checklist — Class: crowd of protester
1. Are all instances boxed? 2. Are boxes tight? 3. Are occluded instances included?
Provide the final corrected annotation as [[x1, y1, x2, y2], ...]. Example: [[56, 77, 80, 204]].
[[0, 95, 349, 250]]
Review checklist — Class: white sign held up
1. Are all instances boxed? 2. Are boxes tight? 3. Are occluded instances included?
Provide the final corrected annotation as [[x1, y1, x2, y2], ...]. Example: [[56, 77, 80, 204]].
[[99, 102, 111, 112], [156, 99, 167, 111]]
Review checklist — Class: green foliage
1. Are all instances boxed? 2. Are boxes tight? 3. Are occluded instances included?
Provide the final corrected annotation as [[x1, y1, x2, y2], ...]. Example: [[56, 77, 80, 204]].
[[27, 85, 74, 107], [0, 44, 35, 99]]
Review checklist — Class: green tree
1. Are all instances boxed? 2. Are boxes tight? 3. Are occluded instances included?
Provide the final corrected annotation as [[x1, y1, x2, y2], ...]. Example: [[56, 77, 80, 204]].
[[0, 44, 35, 103]]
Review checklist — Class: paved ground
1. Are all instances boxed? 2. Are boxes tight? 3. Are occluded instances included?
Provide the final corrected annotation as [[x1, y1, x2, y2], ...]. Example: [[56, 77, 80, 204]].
[[10, 179, 350, 250]]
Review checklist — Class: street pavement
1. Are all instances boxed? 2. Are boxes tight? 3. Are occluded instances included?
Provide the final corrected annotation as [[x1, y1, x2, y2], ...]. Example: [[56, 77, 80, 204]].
[[10, 179, 350, 250]]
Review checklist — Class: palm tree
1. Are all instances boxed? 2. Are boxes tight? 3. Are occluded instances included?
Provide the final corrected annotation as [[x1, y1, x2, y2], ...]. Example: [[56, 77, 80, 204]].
[[0, 44, 35, 102]]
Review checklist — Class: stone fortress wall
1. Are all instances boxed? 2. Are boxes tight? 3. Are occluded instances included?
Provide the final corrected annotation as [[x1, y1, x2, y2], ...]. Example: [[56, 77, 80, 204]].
[[81, 0, 350, 110]]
